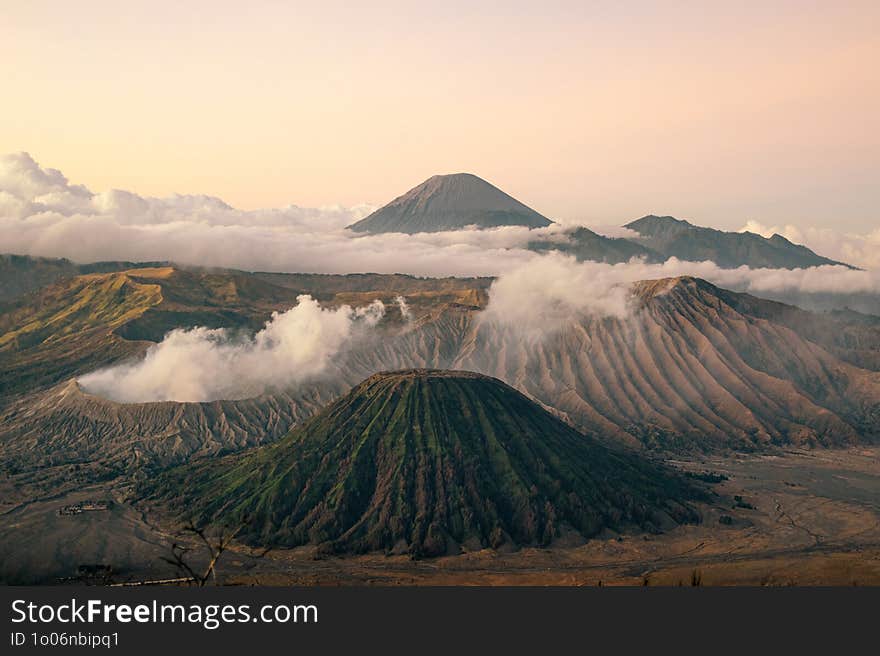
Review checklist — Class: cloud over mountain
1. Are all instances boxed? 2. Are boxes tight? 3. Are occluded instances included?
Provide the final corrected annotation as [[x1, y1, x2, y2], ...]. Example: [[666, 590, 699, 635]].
[[484, 253, 880, 332], [1, 152, 555, 277], [2, 153, 879, 293], [741, 220, 880, 271]]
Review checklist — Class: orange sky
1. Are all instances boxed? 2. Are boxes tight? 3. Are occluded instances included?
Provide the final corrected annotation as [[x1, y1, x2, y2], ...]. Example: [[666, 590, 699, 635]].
[[2, 1, 878, 231]]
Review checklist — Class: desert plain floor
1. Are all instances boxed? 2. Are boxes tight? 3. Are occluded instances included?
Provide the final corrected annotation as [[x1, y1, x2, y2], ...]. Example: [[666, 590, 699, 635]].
[[3, 447, 879, 586]]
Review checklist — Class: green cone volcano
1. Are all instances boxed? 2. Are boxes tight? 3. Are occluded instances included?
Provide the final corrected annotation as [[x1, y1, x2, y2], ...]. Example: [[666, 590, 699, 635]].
[[145, 370, 703, 556]]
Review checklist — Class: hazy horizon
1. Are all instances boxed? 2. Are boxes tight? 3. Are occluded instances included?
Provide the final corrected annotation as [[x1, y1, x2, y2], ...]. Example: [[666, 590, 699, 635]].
[[2, 1, 878, 232], [3, 150, 879, 275]]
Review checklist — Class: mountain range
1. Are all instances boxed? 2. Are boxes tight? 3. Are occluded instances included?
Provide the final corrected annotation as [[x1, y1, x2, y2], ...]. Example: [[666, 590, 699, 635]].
[[0, 169, 873, 522], [624, 215, 852, 269], [344, 173, 852, 270], [529, 215, 854, 269], [2, 261, 879, 501], [528, 226, 660, 264]]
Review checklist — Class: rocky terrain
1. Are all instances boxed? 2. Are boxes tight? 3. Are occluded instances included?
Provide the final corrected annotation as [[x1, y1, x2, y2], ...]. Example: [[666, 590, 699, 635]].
[[1, 256, 880, 583], [3, 265, 880, 492], [0, 379, 342, 475], [454, 277, 880, 451]]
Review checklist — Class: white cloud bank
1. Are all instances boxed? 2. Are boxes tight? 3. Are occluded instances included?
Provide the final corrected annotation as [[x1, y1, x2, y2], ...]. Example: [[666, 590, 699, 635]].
[[78, 295, 385, 402], [0, 152, 553, 277], [3, 152, 879, 280]]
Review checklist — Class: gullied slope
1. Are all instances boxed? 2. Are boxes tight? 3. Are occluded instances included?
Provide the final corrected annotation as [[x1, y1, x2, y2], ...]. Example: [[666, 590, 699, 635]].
[[348, 173, 553, 233], [0, 379, 343, 477], [625, 215, 851, 269], [710, 290, 880, 372], [144, 370, 702, 556], [454, 277, 880, 450]]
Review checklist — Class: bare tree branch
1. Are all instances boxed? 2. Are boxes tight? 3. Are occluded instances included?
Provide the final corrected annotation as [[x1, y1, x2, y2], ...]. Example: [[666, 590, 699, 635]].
[[163, 517, 253, 586]]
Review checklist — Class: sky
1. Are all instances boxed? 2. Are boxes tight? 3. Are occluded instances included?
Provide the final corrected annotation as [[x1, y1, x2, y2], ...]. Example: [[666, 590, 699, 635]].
[[2, 1, 878, 231]]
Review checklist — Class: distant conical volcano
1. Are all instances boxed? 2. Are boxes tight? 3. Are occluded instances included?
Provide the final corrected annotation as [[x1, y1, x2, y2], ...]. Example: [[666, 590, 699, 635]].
[[348, 173, 553, 233], [143, 369, 702, 556]]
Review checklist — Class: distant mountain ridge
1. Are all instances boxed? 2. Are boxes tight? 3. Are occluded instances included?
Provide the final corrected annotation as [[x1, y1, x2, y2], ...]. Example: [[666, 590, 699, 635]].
[[529, 214, 853, 269], [624, 215, 852, 269], [345, 171, 851, 267], [528, 226, 663, 264], [347, 173, 553, 233]]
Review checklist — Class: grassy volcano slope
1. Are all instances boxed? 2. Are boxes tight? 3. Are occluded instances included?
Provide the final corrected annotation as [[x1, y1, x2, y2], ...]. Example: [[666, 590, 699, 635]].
[[0, 269, 165, 398], [0, 265, 280, 399], [145, 370, 703, 557], [0, 253, 170, 304]]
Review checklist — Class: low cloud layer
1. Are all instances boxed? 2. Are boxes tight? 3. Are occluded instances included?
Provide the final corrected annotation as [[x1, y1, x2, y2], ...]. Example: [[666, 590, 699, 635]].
[[78, 295, 385, 402], [4, 152, 880, 293], [0, 152, 554, 277]]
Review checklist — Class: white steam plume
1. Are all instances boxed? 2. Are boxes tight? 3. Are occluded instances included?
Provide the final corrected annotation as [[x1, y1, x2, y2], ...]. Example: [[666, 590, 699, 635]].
[[78, 295, 384, 402], [394, 295, 412, 321], [482, 255, 632, 334]]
